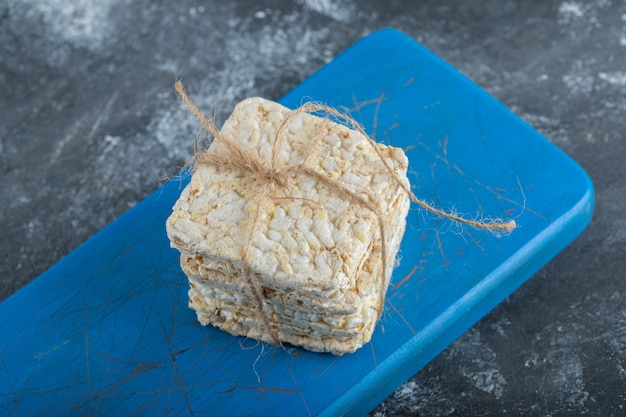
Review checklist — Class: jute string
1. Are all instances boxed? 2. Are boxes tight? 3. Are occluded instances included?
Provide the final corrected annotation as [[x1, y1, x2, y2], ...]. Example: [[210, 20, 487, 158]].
[[175, 81, 516, 346]]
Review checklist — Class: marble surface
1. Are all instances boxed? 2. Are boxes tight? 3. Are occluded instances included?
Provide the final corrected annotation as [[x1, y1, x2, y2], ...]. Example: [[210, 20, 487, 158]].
[[1, 0, 625, 415]]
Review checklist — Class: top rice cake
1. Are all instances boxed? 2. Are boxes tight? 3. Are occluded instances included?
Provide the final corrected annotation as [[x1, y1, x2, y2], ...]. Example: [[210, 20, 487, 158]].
[[166, 97, 411, 354]]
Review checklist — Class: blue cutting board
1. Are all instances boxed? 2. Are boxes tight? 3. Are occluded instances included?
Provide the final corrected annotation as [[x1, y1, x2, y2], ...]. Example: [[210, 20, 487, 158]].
[[0, 29, 593, 416]]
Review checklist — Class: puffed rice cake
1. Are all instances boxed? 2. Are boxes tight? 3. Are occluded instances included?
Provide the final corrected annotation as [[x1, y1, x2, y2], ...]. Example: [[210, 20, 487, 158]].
[[166, 97, 411, 354]]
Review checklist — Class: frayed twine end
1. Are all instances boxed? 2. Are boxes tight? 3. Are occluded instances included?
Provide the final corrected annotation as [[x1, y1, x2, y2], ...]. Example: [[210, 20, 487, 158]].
[[501, 219, 517, 232]]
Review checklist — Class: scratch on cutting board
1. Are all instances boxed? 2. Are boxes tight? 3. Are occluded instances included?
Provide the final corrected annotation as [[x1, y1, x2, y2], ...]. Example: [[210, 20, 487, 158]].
[[392, 265, 419, 290], [435, 231, 450, 268], [0, 355, 22, 415], [383, 121, 400, 144], [370, 338, 378, 367], [217, 381, 296, 395], [463, 229, 488, 256], [386, 298, 416, 335], [90, 353, 160, 412], [440, 136, 451, 179], [161, 292, 195, 417], [343, 94, 384, 114], [485, 184, 545, 221], [286, 363, 313, 417], [347, 89, 401, 147], [33, 337, 76, 360]]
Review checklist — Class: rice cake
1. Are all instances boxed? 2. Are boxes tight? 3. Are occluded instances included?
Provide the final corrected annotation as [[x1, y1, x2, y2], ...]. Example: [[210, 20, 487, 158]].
[[166, 97, 411, 354]]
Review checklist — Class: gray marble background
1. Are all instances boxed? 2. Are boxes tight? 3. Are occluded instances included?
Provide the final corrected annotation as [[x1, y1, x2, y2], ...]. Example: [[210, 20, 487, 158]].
[[1, 0, 625, 415]]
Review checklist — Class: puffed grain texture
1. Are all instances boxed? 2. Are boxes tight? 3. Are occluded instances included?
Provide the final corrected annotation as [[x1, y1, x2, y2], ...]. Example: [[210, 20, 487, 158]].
[[166, 97, 411, 354]]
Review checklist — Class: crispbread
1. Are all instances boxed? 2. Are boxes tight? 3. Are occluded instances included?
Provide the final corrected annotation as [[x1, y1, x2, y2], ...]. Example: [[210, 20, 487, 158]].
[[166, 97, 411, 354]]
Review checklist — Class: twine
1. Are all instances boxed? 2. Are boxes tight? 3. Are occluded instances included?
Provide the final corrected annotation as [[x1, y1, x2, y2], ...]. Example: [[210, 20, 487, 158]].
[[174, 81, 516, 346]]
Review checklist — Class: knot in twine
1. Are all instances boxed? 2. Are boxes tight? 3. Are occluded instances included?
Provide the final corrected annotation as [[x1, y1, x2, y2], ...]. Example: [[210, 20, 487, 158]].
[[175, 81, 516, 346]]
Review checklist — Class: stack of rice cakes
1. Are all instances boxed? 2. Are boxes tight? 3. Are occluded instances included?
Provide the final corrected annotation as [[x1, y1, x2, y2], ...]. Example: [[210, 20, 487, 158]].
[[166, 97, 411, 354]]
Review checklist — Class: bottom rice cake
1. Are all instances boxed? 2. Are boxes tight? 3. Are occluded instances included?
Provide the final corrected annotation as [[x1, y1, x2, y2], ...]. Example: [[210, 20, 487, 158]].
[[166, 96, 411, 354]]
